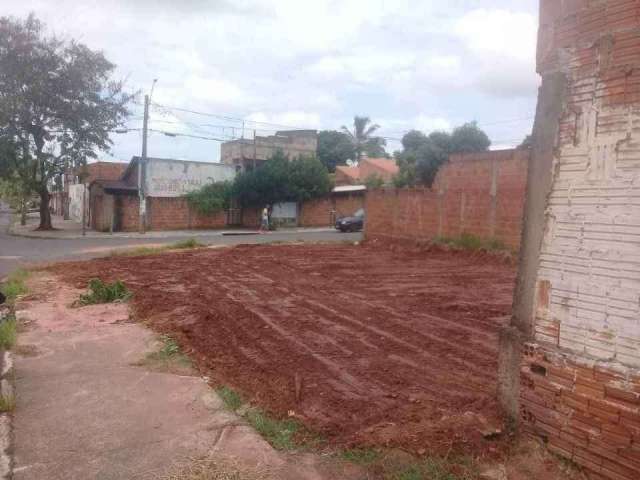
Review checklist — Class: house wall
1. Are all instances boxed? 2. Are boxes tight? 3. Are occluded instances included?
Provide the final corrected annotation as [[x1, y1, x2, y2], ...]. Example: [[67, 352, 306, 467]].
[[89, 185, 114, 232], [240, 194, 365, 228], [144, 158, 235, 197], [221, 131, 318, 170], [365, 149, 529, 249], [512, 2, 640, 479], [68, 184, 86, 223], [146, 197, 226, 231]]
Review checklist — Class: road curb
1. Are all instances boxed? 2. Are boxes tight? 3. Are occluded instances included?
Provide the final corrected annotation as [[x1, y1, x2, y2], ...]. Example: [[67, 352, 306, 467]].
[[0, 350, 13, 479]]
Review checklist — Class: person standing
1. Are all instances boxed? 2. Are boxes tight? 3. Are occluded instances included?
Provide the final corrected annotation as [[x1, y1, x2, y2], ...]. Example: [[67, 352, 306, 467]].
[[260, 205, 269, 233]]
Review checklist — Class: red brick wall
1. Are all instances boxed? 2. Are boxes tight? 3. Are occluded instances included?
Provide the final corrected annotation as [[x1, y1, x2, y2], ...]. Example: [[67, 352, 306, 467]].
[[114, 195, 139, 232], [365, 149, 529, 249], [146, 197, 226, 231], [299, 194, 364, 227], [521, 343, 640, 480], [240, 195, 365, 228]]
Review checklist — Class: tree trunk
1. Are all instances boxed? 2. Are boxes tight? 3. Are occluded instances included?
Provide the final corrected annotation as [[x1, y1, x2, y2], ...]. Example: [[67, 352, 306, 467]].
[[37, 187, 53, 230], [20, 198, 27, 226]]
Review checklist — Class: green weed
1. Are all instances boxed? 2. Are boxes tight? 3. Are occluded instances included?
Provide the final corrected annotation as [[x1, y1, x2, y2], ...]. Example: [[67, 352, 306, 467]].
[[217, 386, 243, 411], [386, 456, 478, 480], [0, 316, 17, 349], [171, 238, 204, 249], [341, 447, 380, 465], [244, 409, 303, 451], [434, 233, 508, 252], [77, 278, 132, 306], [0, 393, 15, 412], [0, 268, 30, 304]]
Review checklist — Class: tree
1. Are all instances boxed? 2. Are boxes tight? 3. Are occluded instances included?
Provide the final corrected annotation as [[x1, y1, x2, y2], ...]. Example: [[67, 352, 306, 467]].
[[0, 14, 133, 230], [394, 122, 491, 187], [449, 122, 491, 153], [341, 116, 387, 161], [232, 150, 331, 207], [518, 134, 533, 149], [364, 174, 385, 189], [185, 181, 233, 215], [316, 130, 356, 172]]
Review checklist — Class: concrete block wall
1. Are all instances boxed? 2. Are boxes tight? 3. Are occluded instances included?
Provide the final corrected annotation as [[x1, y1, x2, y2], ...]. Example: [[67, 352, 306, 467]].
[[514, 2, 640, 479], [365, 149, 529, 249]]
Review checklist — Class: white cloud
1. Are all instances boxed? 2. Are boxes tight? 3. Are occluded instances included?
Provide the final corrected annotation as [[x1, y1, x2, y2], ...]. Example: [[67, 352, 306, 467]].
[[455, 9, 537, 62], [246, 111, 322, 130]]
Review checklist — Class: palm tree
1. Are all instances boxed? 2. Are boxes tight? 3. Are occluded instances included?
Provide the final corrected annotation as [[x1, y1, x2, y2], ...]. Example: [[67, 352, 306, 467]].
[[341, 116, 385, 162]]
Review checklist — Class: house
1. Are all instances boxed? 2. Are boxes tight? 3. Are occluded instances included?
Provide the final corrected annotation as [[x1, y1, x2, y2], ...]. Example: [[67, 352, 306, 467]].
[[335, 157, 399, 186], [50, 161, 128, 222], [221, 130, 318, 173], [89, 157, 235, 232]]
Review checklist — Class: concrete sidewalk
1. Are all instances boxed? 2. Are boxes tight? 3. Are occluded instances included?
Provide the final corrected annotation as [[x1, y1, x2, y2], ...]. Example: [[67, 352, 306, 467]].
[[8, 213, 334, 240], [12, 274, 359, 480]]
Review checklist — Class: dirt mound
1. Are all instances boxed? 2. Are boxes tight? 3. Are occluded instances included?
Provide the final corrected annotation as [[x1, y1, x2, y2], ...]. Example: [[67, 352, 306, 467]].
[[51, 243, 516, 457]]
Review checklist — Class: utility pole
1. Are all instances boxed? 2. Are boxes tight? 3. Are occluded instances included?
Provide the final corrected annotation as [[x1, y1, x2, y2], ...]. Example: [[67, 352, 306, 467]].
[[253, 129, 257, 170], [139, 94, 149, 234]]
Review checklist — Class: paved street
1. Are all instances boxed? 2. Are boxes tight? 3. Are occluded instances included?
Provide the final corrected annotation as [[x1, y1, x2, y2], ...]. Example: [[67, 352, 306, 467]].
[[0, 203, 360, 278]]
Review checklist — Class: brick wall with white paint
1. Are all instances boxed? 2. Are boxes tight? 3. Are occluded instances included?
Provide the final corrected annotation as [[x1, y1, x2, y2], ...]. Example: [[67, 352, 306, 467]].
[[520, 2, 640, 479]]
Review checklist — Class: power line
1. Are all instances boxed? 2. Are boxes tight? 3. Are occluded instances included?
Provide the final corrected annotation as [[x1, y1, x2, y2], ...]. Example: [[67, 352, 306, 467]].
[[148, 128, 229, 142]]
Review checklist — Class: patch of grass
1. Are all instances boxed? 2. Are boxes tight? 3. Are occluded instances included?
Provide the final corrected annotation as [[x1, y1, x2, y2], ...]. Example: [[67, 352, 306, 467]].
[[385, 456, 478, 480], [214, 385, 312, 451], [244, 408, 303, 451], [77, 278, 132, 306], [341, 447, 381, 465], [0, 393, 15, 413], [434, 233, 508, 252], [109, 246, 167, 257], [217, 386, 243, 411], [171, 238, 204, 249], [0, 268, 30, 305], [136, 334, 192, 374], [110, 239, 204, 258], [0, 316, 17, 350]]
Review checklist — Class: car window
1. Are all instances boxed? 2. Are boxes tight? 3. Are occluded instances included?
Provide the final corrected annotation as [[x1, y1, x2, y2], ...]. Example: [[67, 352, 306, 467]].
[[354, 208, 364, 217]]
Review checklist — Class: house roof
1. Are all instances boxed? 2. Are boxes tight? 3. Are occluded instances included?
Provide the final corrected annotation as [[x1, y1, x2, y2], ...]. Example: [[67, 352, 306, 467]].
[[362, 157, 399, 174], [91, 179, 138, 194], [335, 165, 361, 180], [333, 185, 366, 193]]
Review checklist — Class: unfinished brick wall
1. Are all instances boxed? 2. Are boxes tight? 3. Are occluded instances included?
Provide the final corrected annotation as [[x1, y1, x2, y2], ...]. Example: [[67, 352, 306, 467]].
[[146, 197, 226, 231], [514, 2, 640, 479], [365, 149, 529, 249]]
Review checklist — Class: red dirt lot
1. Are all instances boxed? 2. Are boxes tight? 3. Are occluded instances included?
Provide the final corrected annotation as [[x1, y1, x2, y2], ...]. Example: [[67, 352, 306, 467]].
[[52, 243, 516, 456]]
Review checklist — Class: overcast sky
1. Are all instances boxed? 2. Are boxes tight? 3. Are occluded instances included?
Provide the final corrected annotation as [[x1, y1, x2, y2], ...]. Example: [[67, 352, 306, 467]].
[[5, 0, 540, 163]]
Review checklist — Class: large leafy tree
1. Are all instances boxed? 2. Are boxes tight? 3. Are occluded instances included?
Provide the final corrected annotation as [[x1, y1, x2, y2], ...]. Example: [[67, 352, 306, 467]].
[[232, 150, 332, 207], [341, 116, 387, 161], [316, 130, 356, 172], [0, 14, 133, 230], [395, 122, 491, 187]]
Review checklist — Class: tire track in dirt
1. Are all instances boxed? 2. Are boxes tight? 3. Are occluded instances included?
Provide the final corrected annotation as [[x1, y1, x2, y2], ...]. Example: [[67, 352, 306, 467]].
[[51, 243, 516, 455]]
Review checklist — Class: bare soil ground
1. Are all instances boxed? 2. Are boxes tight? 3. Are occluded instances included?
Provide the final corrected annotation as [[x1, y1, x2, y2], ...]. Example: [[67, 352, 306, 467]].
[[51, 243, 517, 459]]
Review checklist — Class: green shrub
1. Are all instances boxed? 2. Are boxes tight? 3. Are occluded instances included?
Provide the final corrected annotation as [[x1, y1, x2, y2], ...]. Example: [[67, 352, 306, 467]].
[[78, 279, 132, 305]]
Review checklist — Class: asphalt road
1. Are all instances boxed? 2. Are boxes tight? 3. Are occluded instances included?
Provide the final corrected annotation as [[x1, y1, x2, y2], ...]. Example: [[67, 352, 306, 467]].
[[0, 203, 361, 278]]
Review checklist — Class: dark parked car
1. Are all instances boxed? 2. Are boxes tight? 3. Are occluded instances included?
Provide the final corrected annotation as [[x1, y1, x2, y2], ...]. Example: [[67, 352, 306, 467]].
[[335, 208, 365, 232]]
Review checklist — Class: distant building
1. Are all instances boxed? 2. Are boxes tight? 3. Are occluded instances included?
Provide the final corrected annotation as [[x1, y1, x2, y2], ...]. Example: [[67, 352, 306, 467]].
[[89, 157, 235, 232], [335, 157, 399, 186], [221, 130, 318, 173], [50, 161, 128, 222]]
